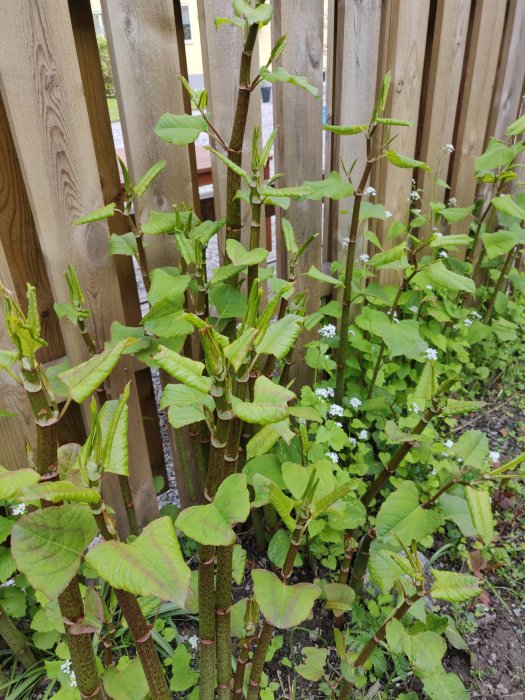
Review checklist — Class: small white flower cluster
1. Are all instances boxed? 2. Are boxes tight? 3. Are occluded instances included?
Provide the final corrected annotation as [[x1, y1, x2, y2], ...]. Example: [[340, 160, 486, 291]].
[[410, 190, 421, 202], [387, 309, 399, 323], [349, 396, 362, 409], [297, 417, 306, 425], [0, 579, 15, 589], [444, 439, 454, 449], [188, 635, 199, 650], [358, 430, 368, 441], [11, 503, 26, 516], [349, 437, 357, 446], [359, 253, 370, 263], [448, 197, 458, 207], [60, 660, 77, 688], [464, 318, 473, 327], [326, 452, 339, 464], [443, 144, 455, 153], [410, 402, 420, 414], [348, 329, 356, 337], [439, 250, 448, 259], [409, 305, 418, 313], [341, 237, 349, 248], [470, 310, 482, 320], [385, 210, 392, 218], [329, 404, 344, 418], [319, 323, 337, 339], [334, 421, 343, 428], [425, 347, 438, 361], [315, 387, 335, 399], [412, 209, 421, 215], [426, 284, 433, 291], [489, 450, 500, 464], [364, 186, 376, 197]]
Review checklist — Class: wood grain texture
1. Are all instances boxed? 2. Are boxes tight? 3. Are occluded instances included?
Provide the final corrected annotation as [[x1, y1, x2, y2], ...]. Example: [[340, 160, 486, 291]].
[[418, 0, 470, 211], [101, 0, 196, 271], [327, 0, 381, 259], [0, 0, 157, 525], [0, 242, 35, 470], [197, 0, 262, 257], [449, 0, 506, 229]]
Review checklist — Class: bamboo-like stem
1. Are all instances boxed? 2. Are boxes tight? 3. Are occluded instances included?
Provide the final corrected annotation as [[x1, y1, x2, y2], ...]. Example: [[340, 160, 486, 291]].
[[349, 529, 375, 595], [136, 235, 151, 293], [335, 153, 374, 405], [232, 633, 256, 697], [0, 606, 36, 670], [483, 246, 517, 323], [247, 196, 262, 292]]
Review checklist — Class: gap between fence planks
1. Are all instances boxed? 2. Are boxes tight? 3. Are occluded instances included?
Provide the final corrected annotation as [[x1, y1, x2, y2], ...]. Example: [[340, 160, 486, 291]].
[[0, 0, 157, 528]]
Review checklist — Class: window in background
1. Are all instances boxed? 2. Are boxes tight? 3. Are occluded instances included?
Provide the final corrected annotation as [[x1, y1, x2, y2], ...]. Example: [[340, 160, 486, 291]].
[[181, 5, 192, 42]]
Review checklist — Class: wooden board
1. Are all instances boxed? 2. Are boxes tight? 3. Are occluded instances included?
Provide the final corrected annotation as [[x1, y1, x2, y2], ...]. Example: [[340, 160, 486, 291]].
[[0, 0, 157, 525], [197, 0, 262, 257], [101, 0, 196, 271], [418, 0, 470, 212], [449, 0, 507, 230]]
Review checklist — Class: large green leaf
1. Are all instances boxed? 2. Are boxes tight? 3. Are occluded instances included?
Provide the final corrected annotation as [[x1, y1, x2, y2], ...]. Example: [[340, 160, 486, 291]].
[[102, 657, 149, 700], [379, 320, 428, 359], [252, 569, 320, 629], [481, 230, 517, 259], [491, 194, 525, 221], [452, 430, 489, 468], [155, 346, 212, 393], [430, 569, 480, 603], [368, 546, 405, 593], [11, 505, 97, 599], [142, 303, 191, 339], [224, 328, 259, 372], [404, 631, 445, 676], [109, 232, 138, 258], [225, 239, 268, 267], [233, 0, 272, 25], [302, 171, 354, 201], [439, 493, 476, 537], [209, 284, 247, 320], [296, 647, 328, 681], [59, 340, 127, 403], [256, 315, 303, 360], [233, 376, 295, 425], [260, 66, 318, 98], [375, 481, 442, 548], [147, 269, 191, 306], [86, 517, 190, 606], [307, 265, 343, 288], [175, 474, 250, 545], [169, 644, 199, 692], [160, 384, 214, 429], [154, 113, 207, 145], [440, 206, 474, 223], [386, 151, 429, 171], [98, 385, 130, 476], [21, 481, 100, 505], [465, 486, 493, 545], [423, 671, 468, 700], [0, 468, 40, 500], [413, 262, 475, 294], [242, 454, 286, 490], [246, 420, 294, 459]]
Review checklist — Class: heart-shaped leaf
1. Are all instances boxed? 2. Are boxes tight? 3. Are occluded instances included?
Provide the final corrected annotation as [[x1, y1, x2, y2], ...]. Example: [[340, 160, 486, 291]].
[[252, 569, 320, 629], [161, 384, 214, 429], [102, 657, 149, 700], [465, 486, 493, 545], [233, 376, 295, 425], [226, 239, 268, 267], [154, 113, 207, 145], [86, 517, 190, 606], [256, 315, 303, 360], [376, 481, 442, 549]]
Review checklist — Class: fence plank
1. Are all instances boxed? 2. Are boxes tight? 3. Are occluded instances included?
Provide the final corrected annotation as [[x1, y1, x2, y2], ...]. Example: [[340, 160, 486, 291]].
[[101, 0, 196, 271], [327, 0, 381, 260], [197, 0, 262, 255], [0, 0, 157, 526], [449, 0, 507, 224], [418, 0, 470, 210]]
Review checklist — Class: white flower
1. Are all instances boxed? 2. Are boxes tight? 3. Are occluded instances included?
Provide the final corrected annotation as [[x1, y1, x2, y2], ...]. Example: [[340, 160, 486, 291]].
[[349, 397, 362, 409], [410, 190, 421, 201], [326, 387, 335, 398], [448, 197, 458, 207], [489, 451, 500, 464], [69, 673, 77, 688], [329, 404, 344, 417], [444, 439, 454, 449], [188, 635, 199, 650], [319, 323, 337, 339], [464, 318, 473, 326], [315, 388, 328, 399], [0, 579, 15, 588], [358, 430, 369, 441], [412, 208, 421, 215], [457, 458, 463, 464], [349, 437, 357, 446], [411, 402, 420, 414], [297, 418, 306, 425], [435, 231, 444, 237], [426, 285, 433, 290], [11, 503, 26, 516], [364, 186, 376, 197], [409, 305, 418, 313], [348, 329, 355, 337], [326, 452, 339, 464], [439, 250, 448, 258], [425, 347, 438, 361], [359, 254, 370, 263], [335, 421, 343, 428], [385, 210, 392, 218], [441, 451, 448, 457], [431, 468, 437, 475], [341, 237, 349, 248], [470, 310, 482, 320], [60, 660, 72, 674], [444, 144, 455, 153]]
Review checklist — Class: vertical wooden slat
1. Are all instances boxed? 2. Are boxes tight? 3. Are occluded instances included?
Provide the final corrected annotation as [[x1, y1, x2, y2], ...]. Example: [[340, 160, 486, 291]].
[[69, 0, 167, 482], [197, 0, 262, 255], [449, 0, 507, 221], [101, 0, 196, 271], [375, 0, 430, 250], [327, 0, 382, 260], [487, 0, 525, 141], [0, 0, 157, 525], [418, 0, 470, 209]]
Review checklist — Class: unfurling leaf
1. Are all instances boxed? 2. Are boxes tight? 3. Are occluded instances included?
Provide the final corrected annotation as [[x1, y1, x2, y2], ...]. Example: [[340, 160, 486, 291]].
[[59, 340, 128, 403], [465, 486, 493, 545], [430, 569, 480, 603], [133, 160, 167, 198], [260, 66, 319, 98], [155, 346, 212, 393], [252, 569, 320, 628], [73, 203, 115, 225]]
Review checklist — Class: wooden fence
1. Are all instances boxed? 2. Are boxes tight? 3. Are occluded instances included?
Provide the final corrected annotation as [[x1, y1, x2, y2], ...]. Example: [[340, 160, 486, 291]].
[[0, 0, 523, 520]]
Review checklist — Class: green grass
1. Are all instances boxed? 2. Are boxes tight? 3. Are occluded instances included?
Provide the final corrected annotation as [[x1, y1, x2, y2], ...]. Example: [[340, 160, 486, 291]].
[[107, 97, 120, 123]]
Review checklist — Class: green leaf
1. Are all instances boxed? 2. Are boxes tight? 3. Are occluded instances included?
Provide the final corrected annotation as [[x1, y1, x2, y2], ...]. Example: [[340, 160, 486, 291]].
[[133, 160, 167, 198], [475, 138, 524, 176], [368, 242, 406, 268], [246, 420, 294, 460], [423, 671, 468, 700], [73, 203, 115, 225], [59, 340, 127, 403], [21, 481, 101, 505], [386, 151, 429, 171], [161, 384, 214, 429], [296, 647, 328, 681], [386, 618, 407, 654], [11, 505, 97, 599], [102, 657, 149, 700], [358, 201, 388, 223], [99, 385, 130, 476], [155, 346, 212, 393], [252, 475, 297, 531], [210, 263, 247, 285], [0, 546, 15, 583], [430, 569, 480, 603], [0, 517, 13, 545], [233, 376, 295, 425], [0, 468, 40, 500], [268, 529, 302, 569], [207, 146, 250, 182], [442, 399, 485, 416], [142, 303, 191, 339], [226, 239, 268, 267], [376, 481, 442, 548], [465, 486, 493, 545], [281, 217, 298, 254], [252, 569, 320, 629], [452, 430, 489, 468], [141, 211, 179, 235], [439, 493, 476, 537], [209, 284, 247, 320], [169, 644, 198, 692], [109, 232, 138, 257], [260, 66, 319, 98], [379, 320, 428, 359], [319, 582, 355, 613], [86, 517, 190, 606], [302, 171, 354, 201], [413, 261, 475, 294], [0, 348, 17, 372], [491, 195, 525, 221], [404, 631, 445, 676], [256, 315, 302, 360], [147, 269, 191, 306], [233, 0, 273, 25], [243, 454, 286, 490], [376, 117, 414, 127], [175, 474, 250, 545], [440, 206, 474, 223], [307, 265, 343, 288], [481, 230, 517, 259], [506, 114, 525, 136], [323, 124, 367, 135], [224, 328, 259, 372], [429, 234, 473, 248], [154, 113, 207, 145], [232, 544, 247, 586]]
